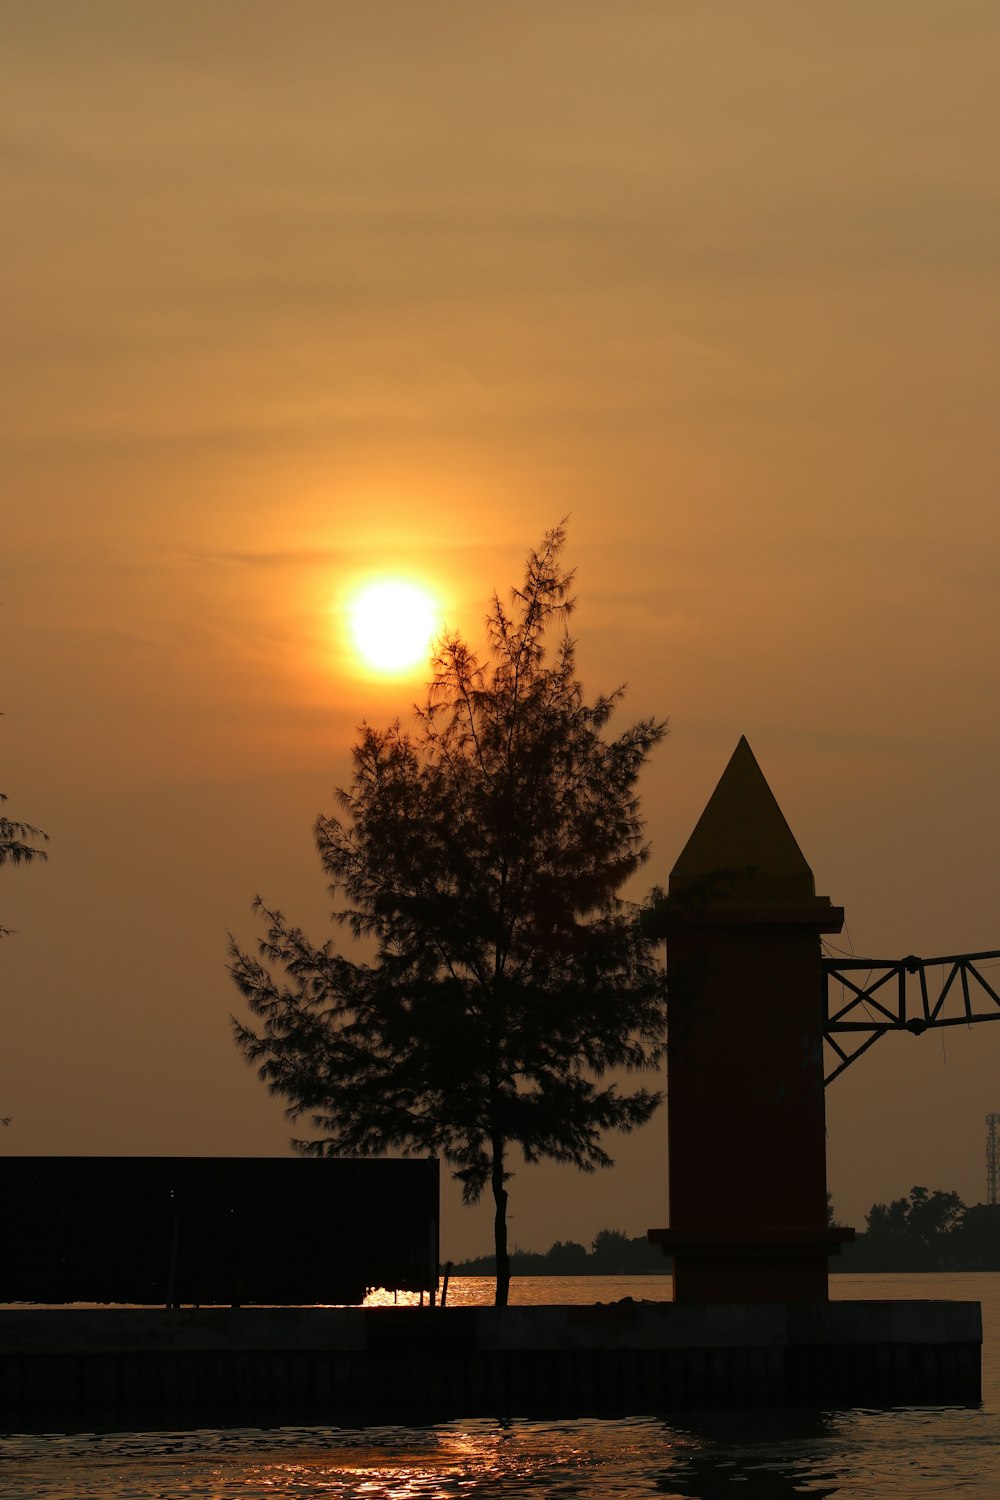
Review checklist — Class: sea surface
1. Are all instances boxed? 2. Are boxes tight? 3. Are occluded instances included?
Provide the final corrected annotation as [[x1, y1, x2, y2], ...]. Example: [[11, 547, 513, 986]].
[[2, 1273, 997, 1499]]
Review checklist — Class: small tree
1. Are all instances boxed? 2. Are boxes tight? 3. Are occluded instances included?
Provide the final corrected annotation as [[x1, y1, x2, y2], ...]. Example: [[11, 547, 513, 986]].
[[230, 526, 668, 1305], [1, 734, 48, 1126], [1, 745, 48, 939]]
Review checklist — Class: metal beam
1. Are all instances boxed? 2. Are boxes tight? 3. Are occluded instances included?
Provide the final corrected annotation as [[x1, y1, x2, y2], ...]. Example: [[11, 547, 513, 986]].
[[823, 950, 1000, 1084]]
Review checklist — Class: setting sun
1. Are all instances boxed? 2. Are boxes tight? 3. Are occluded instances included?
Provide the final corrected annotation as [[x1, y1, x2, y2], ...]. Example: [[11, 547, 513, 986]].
[[348, 579, 441, 674]]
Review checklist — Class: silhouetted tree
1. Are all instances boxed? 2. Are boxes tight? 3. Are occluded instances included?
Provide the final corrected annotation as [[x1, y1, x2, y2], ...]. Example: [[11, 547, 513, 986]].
[[863, 1185, 966, 1270], [544, 1240, 590, 1272], [230, 526, 668, 1305], [590, 1228, 632, 1271], [950, 1202, 1000, 1271], [1, 729, 48, 1126], [1, 731, 48, 939]]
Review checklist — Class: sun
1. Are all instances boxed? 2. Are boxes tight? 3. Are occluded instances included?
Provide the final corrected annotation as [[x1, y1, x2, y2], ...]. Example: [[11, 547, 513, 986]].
[[348, 579, 441, 674]]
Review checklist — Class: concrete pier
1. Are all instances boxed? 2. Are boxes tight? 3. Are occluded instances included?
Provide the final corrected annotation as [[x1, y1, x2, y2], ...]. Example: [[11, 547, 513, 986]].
[[0, 1300, 980, 1430]]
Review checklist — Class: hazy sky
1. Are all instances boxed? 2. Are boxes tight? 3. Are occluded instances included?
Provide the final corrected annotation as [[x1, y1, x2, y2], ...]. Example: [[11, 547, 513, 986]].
[[4, 2, 1000, 1260]]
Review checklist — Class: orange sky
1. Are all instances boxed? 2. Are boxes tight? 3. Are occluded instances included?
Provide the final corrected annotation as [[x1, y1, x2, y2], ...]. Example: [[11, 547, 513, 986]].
[[4, 1, 1000, 1259]]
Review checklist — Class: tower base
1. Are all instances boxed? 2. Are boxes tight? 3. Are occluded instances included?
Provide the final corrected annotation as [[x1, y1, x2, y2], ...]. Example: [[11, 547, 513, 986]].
[[648, 1226, 856, 1302]]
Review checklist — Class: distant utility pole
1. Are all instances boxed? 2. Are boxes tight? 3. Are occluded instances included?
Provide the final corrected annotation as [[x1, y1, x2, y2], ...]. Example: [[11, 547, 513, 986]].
[[987, 1114, 1000, 1205]]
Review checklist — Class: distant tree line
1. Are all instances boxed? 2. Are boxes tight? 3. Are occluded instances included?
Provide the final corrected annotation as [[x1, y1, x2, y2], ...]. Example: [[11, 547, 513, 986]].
[[453, 1190, 1000, 1276], [837, 1186, 1000, 1273], [452, 1228, 670, 1276]]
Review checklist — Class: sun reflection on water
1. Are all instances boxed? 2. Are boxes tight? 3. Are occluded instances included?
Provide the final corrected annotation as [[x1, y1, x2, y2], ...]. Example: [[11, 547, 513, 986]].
[[229, 1420, 679, 1498], [0, 1408, 988, 1499], [361, 1287, 425, 1308]]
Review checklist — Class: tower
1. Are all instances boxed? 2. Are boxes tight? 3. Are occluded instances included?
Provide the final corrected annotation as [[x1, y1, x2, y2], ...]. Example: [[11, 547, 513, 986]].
[[649, 737, 854, 1301]]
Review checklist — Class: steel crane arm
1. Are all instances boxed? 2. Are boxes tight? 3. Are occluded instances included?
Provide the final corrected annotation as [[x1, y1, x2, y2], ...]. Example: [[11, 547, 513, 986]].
[[823, 950, 1000, 1084]]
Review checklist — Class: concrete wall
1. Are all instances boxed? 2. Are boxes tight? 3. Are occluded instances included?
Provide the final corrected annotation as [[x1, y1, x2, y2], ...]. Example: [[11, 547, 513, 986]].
[[0, 1300, 980, 1429]]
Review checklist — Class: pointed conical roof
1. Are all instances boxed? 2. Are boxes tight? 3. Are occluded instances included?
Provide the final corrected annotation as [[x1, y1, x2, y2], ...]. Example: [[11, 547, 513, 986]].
[[669, 737, 816, 902]]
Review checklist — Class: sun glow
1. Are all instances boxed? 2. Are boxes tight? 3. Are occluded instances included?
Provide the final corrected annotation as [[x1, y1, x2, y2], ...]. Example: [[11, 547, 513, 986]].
[[348, 578, 441, 674]]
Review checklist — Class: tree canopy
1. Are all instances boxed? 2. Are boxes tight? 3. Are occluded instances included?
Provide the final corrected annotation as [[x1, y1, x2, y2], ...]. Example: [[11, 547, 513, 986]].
[[857, 1185, 966, 1270], [835, 1184, 996, 1272], [230, 526, 669, 1304]]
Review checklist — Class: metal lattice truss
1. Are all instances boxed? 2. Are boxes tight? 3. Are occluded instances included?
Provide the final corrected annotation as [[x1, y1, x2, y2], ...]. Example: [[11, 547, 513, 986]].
[[823, 950, 1000, 1085]]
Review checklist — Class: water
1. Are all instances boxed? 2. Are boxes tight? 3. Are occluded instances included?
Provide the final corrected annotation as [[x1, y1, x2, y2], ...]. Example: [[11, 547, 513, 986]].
[[2, 1274, 997, 1498]]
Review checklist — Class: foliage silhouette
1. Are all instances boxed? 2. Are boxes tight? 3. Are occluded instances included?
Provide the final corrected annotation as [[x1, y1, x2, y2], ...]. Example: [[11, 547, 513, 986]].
[[949, 1202, 1000, 1270], [1, 720, 48, 940], [230, 526, 668, 1304], [1, 720, 48, 1126], [857, 1185, 966, 1270], [839, 1184, 1000, 1271]]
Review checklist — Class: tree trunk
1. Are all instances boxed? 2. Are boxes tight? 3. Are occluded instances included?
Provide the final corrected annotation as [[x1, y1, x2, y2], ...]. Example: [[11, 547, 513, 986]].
[[492, 1141, 510, 1307]]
